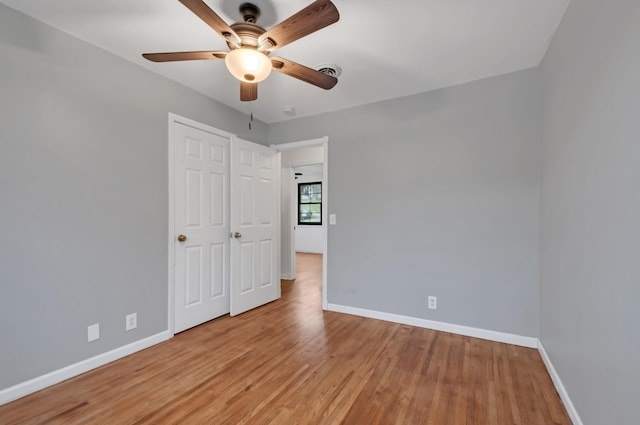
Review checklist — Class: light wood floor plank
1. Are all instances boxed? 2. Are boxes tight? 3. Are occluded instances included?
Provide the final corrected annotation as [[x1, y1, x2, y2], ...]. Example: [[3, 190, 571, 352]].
[[0, 253, 571, 424]]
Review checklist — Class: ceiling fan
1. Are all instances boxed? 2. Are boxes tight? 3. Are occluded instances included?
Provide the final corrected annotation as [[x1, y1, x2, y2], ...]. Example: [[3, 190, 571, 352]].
[[143, 0, 340, 101]]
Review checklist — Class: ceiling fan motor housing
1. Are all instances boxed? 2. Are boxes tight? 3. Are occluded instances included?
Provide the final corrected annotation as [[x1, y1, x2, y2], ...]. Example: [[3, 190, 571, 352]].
[[228, 22, 266, 48]]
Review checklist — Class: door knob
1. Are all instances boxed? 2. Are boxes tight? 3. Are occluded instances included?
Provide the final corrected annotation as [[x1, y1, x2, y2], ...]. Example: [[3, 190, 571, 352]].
[[177, 234, 187, 242], [233, 232, 242, 239]]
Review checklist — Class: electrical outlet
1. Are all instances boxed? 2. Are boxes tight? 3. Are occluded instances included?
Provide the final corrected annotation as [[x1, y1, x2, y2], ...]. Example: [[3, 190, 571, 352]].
[[126, 313, 137, 331], [88, 323, 100, 342], [428, 296, 437, 310]]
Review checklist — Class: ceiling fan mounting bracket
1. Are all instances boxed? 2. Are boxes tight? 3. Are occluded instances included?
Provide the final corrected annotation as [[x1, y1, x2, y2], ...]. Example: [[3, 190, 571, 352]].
[[239, 2, 261, 24]]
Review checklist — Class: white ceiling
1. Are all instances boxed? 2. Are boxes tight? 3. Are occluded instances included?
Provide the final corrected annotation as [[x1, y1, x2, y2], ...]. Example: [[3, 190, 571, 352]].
[[1, 0, 569, 123]]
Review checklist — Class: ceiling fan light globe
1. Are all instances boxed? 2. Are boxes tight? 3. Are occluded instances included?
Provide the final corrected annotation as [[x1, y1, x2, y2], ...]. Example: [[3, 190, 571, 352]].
[[225, 48, 272, 83]]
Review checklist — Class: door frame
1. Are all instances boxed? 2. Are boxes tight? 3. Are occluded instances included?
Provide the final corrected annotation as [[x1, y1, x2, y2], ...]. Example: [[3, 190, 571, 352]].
[[280, 166, 296, 280], [167, 113, 235, 335], [271, 137, 329, 310]]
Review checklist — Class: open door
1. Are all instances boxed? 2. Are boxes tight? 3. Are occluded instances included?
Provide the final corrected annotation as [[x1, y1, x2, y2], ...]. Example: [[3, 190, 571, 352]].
[[230, 138, 280, 315]]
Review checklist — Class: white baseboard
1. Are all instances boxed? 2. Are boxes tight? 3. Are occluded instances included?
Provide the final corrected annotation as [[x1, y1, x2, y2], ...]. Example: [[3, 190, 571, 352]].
[[537, 341, 583, 425], [0, 330, 172, 406], [0, 316, 581, 425], [327, 303, 538, 348], [281, 273, 294, 280]]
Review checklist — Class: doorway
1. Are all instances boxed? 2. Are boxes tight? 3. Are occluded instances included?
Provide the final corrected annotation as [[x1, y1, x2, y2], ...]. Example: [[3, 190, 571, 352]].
[[281, 253, 323, 307], [273, 138, 329, 310]]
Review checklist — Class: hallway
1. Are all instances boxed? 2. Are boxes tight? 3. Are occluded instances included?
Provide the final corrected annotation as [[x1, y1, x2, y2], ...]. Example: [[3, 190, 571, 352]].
[[282, 252, 323, 307]]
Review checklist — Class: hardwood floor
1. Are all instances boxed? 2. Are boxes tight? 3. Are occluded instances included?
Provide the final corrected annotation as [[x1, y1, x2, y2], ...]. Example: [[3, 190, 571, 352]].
[[0, 253, 570, 424]]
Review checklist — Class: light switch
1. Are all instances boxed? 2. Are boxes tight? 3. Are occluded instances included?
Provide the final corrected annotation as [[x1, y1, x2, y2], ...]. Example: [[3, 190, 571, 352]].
[[329, 214, 336, 225]]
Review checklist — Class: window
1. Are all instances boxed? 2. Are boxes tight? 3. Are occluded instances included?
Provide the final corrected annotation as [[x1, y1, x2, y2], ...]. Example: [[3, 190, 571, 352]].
[[298, 182, 322, 225]]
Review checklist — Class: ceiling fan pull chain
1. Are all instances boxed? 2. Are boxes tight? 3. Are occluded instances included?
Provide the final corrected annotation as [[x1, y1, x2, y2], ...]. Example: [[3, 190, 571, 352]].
[[249, 111, 253, 130]]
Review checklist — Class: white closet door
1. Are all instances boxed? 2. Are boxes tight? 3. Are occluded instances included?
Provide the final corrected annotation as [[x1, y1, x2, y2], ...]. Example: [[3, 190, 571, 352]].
[[230, 138, 280, 316], [174, 122, 230, 332]]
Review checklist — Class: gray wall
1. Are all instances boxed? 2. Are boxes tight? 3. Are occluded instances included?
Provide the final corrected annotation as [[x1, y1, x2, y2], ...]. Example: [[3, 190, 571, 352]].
[[269, 69, 541, 337], [540, 1, 640, 424], [0, 4, 266, 390]]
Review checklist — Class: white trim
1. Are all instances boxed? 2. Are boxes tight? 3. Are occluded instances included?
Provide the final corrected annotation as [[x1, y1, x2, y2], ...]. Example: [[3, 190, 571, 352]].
[[281, 166, 296, 280], [327, 303, 538, 348], [0, 331, 171, 406], [270, 137, 326, 151], [538, 341, 583, 425], [168, 113, 235, 139], [274, 151, 282, 299], [321, 142, 328, 311], [272, 137, 329, 311], [168, 114, 175, 335]]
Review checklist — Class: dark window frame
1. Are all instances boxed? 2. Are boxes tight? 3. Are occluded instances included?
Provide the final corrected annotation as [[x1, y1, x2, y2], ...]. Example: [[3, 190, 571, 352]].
[[298, 182, 322, 226]]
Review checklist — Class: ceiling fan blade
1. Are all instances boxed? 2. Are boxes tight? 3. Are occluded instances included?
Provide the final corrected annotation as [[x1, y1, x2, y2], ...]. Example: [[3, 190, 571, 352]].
[[270, 57, 338, 90], [240, 82, 258, 101], [142, 51, 227, 62], [179, 0, 241, 46], [258, 0, 339, 52]]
